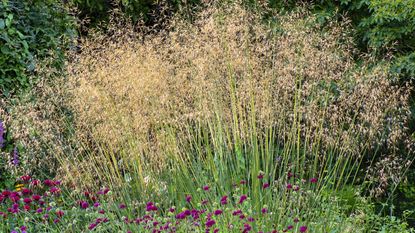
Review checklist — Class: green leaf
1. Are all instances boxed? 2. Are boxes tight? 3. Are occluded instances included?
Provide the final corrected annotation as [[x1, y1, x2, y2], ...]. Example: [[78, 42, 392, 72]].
[[5, 14, 13, 28]]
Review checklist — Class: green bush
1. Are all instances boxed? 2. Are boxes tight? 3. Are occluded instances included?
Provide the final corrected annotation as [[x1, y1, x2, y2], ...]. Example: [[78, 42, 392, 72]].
[[0, 0, 76, 96]]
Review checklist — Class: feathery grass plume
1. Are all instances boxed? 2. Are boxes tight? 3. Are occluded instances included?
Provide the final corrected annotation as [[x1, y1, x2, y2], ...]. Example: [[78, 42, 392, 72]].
[[64, 1, 412, 198]]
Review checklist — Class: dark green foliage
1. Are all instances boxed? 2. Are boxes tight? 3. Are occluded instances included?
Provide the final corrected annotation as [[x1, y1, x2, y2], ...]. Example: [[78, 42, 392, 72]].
[[0, 0, 76, 96], [315, 0, 415, 79], [72, 0, 202, 31], [394, 169, 415, 226]]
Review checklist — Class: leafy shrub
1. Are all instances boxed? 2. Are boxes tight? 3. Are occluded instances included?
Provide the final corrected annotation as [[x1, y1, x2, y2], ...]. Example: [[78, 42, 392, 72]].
[[0, 0, 76, 96]]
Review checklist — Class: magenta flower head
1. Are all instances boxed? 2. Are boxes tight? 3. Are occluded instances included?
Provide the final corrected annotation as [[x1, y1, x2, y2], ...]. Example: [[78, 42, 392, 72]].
[[146, 202, 158, 211], [184, 209, 191, 216], [23, 198, 32, 204], [257, 172, 264, 179], [43, 180, 54, 187], [213, 229, 219, 233], [214, 209, 223, 215], [88, 223, 97, 230], [80, 201, 89, 209], [232, 209, 242, 216], [176, 212, 186, 219], [21, 188, 32, 196], [309, 178, 318, 183], [119, 203, 126, 209], [203, 185, 210, 191], [50, 187, 61, 195], [261, 208, 267, 214], [56, 210, 64, 218], [31, 179, 40, 187], [185, 195, 192, 203], [238, 195, 247, 204], [220, 195, 228, 205], [299, 226, 308, 232], [206, 219, 216, 228], [262, 183, 270, 189], [286, 184, 293, 190], [20, 175, 31, 182], [240, 180, 247, 185], [243, 223, 252, 232]]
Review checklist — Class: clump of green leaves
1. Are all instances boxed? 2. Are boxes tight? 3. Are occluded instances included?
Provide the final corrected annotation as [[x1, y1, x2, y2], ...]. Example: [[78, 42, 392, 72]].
[[0, 0, 76, 96]]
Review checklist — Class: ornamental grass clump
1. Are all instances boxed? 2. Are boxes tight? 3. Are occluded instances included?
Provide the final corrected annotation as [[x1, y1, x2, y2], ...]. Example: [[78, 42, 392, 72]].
[[64, 1, 413, 199]]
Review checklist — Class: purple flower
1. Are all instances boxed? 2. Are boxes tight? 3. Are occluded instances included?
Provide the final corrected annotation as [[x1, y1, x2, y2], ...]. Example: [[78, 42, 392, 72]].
[[0, 120, 5, 148], [220, 195, 228, 205], [56, 210, 64, 218], [88, 223, 97, 230], [12, 147, 19, 166], [119, 203, 126, 209], [43, 180, 54, 187], [184, 209, 191, 216], [261, 208, 267, 214], [191, 209, 200, 220], [299, 226, 308, 232], [146, 202, 158, 211], [185, 195, 192, 203], [80, 201, 89, 209], [232, 209, 242, 216], [203, 185, 210, 191], [176, 212, 186, 219], [205, 219, 216, 228], [262, 183, 270, 189], [309, 178, 318, 183], [214, 209, 223, 215], [238, 195, 247, 204], [243, 223, 251, 232]]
